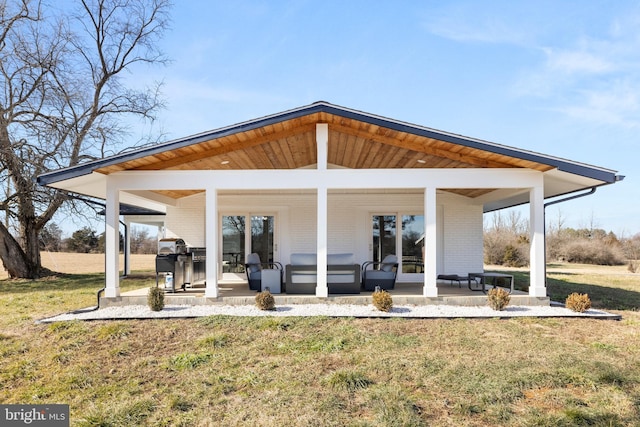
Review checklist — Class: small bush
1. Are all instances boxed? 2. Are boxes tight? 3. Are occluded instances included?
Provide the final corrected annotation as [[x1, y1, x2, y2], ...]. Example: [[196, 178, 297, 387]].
[[147, 286, 165, 311], [372, 289, 393, 312], [487, 287, 510, 311], [255, 290, 275, 311], [566, 293, 591, 313]]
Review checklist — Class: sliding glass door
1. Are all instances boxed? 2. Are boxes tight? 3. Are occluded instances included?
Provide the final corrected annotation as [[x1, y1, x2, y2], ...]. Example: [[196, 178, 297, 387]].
[[222, 214, 276, 281], [371, 214, 425, 277]]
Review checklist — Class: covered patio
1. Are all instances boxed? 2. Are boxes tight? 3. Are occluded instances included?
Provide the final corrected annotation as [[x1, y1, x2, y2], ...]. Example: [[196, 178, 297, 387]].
[[37, 102, 622, 306]]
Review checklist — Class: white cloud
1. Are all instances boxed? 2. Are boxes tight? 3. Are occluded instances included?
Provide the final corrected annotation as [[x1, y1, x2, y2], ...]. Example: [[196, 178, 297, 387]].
[[543, 48, 615, 74], [423, 3, 640, 128], [425, 16, 527, 45], [511, 45, 618, 98], [423, 5, 531, 46], [511, 10, 640, 127], [554, 80, 640, 128]]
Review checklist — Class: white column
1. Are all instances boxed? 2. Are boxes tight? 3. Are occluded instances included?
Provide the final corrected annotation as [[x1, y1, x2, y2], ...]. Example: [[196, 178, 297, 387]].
[[423, 187, 438, 297], [124, 219, 131, 276], [316, 186, 328, 297], [315, 123, 329, 297], [104, 179, 120, 297], [529, 184, 546, 296], [205, 188, 219, 298], [316, 123, 328, 170]]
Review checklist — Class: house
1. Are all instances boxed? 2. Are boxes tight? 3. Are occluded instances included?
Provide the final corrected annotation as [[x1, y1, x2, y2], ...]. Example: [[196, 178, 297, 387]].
[[37, 101, 622, 301]]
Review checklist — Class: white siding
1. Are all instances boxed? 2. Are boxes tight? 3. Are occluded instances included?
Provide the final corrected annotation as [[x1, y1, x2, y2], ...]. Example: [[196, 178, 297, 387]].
[[162, 190, 484, 277], [164, 193, 205, 247], [442, 197, 484, 275]]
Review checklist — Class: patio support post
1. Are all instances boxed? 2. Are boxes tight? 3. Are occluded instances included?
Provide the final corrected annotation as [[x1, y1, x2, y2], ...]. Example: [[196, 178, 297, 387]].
[[529, 183, 546, 297], [315, 123, 329, 297], [316, 186, 329, 297], [205, 188, 219, 298], [105, 178, 120, 297], [423, 187, 438, 297], [316, 123, 328, 170], [123, 218, 131, 276]]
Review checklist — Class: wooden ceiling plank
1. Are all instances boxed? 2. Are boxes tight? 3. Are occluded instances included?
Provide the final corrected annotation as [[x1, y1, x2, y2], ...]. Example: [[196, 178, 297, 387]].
[[346, 134, 367, 169], [268, 138, 292, 169], [95, 111, 552, 176], [277, 137, 298, 168], [340, 130, 356, 168], [261, 141, 287, 169], [357, 137, 383, 169], [368, 141, 394, 168], [383, 145, 405, 168], [329, 129, 348, 167], [227, 149, 254, 170], [128, 122, 316, 171], [328, 122, 522, 169]]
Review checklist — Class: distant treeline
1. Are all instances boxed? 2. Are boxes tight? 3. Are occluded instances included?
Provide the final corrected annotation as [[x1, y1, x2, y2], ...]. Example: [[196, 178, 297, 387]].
[[39, 223, 157, 254], [42, 214, 640, 271], [484, 212, 639, 272]]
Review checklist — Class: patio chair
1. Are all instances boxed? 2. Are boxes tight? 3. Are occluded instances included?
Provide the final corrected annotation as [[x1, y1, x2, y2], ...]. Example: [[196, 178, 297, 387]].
[[362, 254, 398, 291], [245, 253, 283, 293]]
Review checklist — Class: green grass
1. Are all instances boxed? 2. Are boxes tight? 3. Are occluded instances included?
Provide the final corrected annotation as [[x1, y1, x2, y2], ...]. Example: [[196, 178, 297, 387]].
[[491, 264, 640, 310], [0, 267, 639, 426]]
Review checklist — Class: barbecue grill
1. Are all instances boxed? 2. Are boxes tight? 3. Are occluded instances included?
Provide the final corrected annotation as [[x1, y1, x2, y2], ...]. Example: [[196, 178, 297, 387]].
[[155, 238, 189, 292], [158, 238, 186, 255], [187, 247, 206, 285]]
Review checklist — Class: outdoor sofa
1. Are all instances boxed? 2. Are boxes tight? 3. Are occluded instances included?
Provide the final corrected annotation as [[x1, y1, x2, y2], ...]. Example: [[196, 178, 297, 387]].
[[285, 253, 361, 294]]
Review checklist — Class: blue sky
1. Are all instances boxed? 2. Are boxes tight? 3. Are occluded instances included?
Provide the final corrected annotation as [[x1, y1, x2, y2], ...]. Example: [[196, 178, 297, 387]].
[[125, 0, 639, 235]]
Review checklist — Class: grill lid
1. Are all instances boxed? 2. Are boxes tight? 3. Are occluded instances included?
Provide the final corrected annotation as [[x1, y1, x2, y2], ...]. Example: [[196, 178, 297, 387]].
[[158, 238, 186, 254]]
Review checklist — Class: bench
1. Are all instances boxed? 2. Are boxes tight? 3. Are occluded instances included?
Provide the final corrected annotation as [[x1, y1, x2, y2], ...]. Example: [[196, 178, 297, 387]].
[[437, 274, 466, 288]]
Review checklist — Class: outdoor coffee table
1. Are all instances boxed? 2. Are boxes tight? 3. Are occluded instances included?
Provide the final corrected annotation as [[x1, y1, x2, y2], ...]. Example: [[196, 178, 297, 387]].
[[467, 273, 515, 294]]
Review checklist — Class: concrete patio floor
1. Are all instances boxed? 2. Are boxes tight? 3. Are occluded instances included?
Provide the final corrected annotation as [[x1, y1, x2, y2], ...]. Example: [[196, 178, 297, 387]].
[[102, 281, 550, 307]]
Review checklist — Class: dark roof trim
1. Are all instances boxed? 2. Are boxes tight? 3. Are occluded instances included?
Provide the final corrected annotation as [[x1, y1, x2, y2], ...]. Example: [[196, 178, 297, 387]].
[[113, 203, 165, 216], [97, 205, 166, 216], [37, 101, 620, 186], [74, 195, 165, 216]]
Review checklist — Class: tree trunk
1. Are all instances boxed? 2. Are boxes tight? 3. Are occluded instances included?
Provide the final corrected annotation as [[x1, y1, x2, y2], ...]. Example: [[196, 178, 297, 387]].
[[0, 222, 38, 278]]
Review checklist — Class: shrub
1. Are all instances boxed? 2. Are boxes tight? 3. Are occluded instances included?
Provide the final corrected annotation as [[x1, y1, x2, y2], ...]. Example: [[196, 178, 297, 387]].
[[372, 289, 393, 312], [484, 235, 529, 267], [566, 293, 591, 313], [558, 240, 624, 266], [487, 287, 510, 311], [502, 244, 527, 267], [147, 286, 164, 311], [255, 290, 275, 311]]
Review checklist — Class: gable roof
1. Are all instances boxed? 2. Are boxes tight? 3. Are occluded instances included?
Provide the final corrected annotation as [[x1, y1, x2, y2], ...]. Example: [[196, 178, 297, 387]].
[[37, 101, 621, 209]]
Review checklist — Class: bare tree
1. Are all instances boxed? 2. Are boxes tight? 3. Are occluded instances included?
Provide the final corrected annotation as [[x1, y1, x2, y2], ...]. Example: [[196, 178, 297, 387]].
[[130, 225, 156, 254], [0, 0, 170, 278]]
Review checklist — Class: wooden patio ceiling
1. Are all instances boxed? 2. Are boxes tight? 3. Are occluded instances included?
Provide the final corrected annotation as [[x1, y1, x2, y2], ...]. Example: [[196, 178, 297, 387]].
[[95, 112, 554, 200]]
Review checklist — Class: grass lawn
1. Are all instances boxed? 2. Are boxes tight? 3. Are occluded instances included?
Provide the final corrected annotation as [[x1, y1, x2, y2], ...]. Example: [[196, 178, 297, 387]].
[[0, 265, 639, 426]]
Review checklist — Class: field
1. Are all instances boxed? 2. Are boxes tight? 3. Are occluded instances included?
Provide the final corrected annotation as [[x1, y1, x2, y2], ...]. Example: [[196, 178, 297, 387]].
[[0, 253, 639, 426], [0, 251, 156, 279]]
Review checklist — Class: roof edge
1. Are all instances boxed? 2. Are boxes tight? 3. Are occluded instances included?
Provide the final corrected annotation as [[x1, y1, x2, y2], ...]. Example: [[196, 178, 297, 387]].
[[37, 101, 621, 187]]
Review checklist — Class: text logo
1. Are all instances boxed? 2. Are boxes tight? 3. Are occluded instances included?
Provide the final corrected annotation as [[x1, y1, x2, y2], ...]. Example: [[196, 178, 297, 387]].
[[1, 405, 69, 426]]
